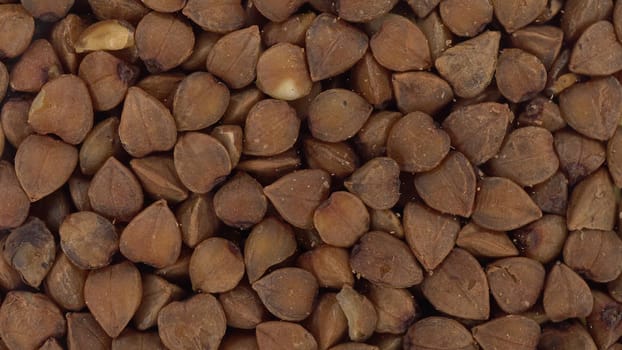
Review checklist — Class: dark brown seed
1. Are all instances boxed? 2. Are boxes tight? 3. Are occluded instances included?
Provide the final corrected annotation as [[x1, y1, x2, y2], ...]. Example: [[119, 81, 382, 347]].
[[351, 231, 423, 288], [253, 0, 305, 22], [84, 261, 142, 337], [222, 87, 264, 125], [10, 39, 62, 93], [28, 74, 93, 145], [220, 332, 259, 350], [14, 135, 77, 202], [174, 132, 232, 194], [344, 157, 400, 210], [355, 111, 400, 161], [518, 96, 566, 132], [543, 262, 593, 322], [456, 222, 518, 258], [513, 214, 568, 264], [44, 252, 87, 311], [472, 177, 542, 231], [530, 172, 569, 215], [352, 51, 393, 107], [158, 293, 227, 350], [213, 172, 267, 229], [306, 13, 368, 81], [20, 0, 73, 21], [442, 102, 512, 165], [496, 49, 547, 103], [181, 31, 220, 71], [486, 257, 545, 314], [39, 338, 64, 350], [0, 4, 35, 58], [297, 244, 354, 289], [422, 248, 490, 320], [440, 0, 493, 37], [264, 169, 331, 229], [563, 229, 622, 283], [308, 89, 372, 143], [0, 235, 22, 291], [489, 126, 558, 186], [66, 312, 111, 350], [87, 0, 148, 24], [560, 77, 622, 141], [511, 25, 563, 70], [130, 155, 188, 204], [330, 342, 379, 350], [415, 151, 476, 217], [336, 285, 378, 342], [29, 189, 70, 234], [206, 25, 261, 89], [135, 12, 194, 73], [68, 176, 92, 212], [392, 71, 453, 116], [337, 0, 396, 22], [219, 282, 268, 330], [609, 127, 622, 187], [403, 202, 460, 271], [88, 157, 144, 222], [562, 0, 613, 41], [492, 0, 547, 32], [387, 112, 450, 173], [304, 138, 359, 179], [570, 21, 622, 76], [418, 10, 454, 60], [256, 321, 318, 350], [79, 117, 123, 176], [305, 293, 347, 349], [182, 0, 244, 33], [135, 73, 184, 105], [0, 161, 30, 229], [406, 0, 441, 17], [421, 248, 490, 320], [59, 211, 118, 270], [0, 61, 6, 102], [120, 199, 182, 268], [314, 191, 369, 248], [263, 12, 316, 47], [79, 51, 138, 111], [119, 87, 177, 158], [5, 217, 56, 288], [244, 217, 296, 283], [0, 291, 65, 350], [238, 150, 303, 182], [567, 169, 616, 231], [190, 237, 244, 293], [141, 0, 185, 12], [244, 99, 300, 156], [223, 324, 265, 350], [256, 43, 312, 101], [172, 72, 230, 131], [370, 15, 431, 72], [366, 284, 416, 334], [253, 267, 318, 321], [435, 31, 500, 98], [611, 274, 622, 305], [175, 193, 219, 248], [404, 317, 477, 350], [472, 315, 540, 350], [133, 274, 184, 331], [539, 322, 597, 350], [586, 291, 622, 350], [154, 248, 191, 285]]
